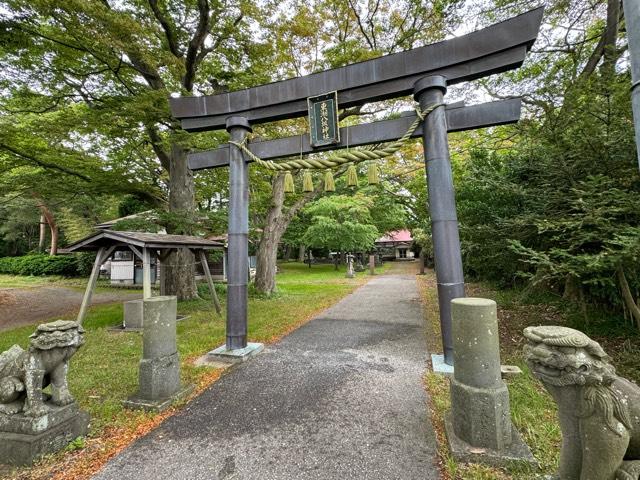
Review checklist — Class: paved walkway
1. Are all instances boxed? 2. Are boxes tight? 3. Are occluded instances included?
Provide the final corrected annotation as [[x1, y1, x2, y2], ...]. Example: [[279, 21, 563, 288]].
[[94, 273, 439, 480]]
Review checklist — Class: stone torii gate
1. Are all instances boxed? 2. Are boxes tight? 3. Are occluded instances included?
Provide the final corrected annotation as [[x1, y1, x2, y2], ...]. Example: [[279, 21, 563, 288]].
[[169, 8, 543, 365]]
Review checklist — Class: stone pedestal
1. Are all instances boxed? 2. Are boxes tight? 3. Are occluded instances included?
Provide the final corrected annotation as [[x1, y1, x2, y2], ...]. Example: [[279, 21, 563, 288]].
[[0, 403, 89, 466], [123, 296, 193, 412], [123, 299, 144, 329], [206, 342, 264, 364], [445, 298, 535, 466]]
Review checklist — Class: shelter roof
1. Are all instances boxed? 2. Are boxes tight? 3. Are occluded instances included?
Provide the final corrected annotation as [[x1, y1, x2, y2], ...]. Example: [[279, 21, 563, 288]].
[[63, 231, 224, 252], [376, 230, 413, 243]]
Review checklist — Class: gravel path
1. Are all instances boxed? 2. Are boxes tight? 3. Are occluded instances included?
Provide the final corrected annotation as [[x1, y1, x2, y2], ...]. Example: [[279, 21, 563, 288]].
[[0, 286, 140, 331], [94, 272, 439, 480]]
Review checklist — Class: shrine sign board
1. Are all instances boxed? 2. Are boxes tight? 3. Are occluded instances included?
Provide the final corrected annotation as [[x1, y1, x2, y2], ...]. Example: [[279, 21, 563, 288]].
[[308, 92, 340, 147]]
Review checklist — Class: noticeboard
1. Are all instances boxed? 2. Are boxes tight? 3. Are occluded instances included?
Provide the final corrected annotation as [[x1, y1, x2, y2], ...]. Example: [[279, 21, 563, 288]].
[[308, 91, 340, 148]]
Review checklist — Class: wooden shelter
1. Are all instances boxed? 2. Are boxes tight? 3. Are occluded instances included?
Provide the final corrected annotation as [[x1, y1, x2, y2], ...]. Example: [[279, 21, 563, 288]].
[[64, 231, 225, 324]]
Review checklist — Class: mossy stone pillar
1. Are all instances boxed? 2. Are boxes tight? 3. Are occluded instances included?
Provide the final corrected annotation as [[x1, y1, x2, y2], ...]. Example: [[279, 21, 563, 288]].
[[123, 296, 193, 412], [445, 297, 534, 465]]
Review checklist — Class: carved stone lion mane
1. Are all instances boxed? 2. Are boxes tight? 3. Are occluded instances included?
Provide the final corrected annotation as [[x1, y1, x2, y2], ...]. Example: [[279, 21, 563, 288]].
[[523, 325, 640, 480], [0, 320, 84, 417]]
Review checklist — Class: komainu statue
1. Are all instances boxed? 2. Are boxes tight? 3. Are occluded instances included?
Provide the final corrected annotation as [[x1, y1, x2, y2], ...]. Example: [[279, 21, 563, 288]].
[[524, 326, 640, 480], [0, 320, 85, 417]]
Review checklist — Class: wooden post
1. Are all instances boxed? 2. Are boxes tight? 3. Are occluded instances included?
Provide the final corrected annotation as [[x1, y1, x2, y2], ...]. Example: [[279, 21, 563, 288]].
[[158, 250, 171, 296], [159, 258, 165, 296], [77, 246, 106, 325], [142, 247, 152, 299], [199, 250, 222, 316]]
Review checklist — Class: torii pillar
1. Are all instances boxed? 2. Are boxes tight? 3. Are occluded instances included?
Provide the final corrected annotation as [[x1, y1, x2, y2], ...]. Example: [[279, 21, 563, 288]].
[[206, 116, 264, 362], [415, 76, 466, 367]]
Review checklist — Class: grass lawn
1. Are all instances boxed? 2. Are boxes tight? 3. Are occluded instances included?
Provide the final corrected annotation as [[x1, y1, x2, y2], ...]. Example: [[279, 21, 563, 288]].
[[418, 270, 640, 480], [1, 262, 381, 480], [0, 274, 71, 288]]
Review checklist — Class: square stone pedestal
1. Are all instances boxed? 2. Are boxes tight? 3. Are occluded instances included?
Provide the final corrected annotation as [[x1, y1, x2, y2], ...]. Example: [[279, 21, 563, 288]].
[[123, 299, 144, 329], [122, 384, 194, 413], [207, 343, 264, 364], [444, 413, 536, 467], [0, 403, 89, 466]]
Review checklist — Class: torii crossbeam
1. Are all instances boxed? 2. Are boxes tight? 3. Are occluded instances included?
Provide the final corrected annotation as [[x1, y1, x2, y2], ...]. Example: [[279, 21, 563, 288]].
[[170, 8, 543, 365]]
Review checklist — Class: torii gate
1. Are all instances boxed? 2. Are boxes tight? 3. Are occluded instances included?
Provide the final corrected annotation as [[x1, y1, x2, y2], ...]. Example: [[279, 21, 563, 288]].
[[169, 8, 544, 365]]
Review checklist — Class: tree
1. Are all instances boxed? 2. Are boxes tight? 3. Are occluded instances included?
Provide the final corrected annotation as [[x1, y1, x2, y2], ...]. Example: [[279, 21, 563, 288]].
[[251, 0, 460, 294], [0, 0, 271, 297], [302, 194, 379, 268]]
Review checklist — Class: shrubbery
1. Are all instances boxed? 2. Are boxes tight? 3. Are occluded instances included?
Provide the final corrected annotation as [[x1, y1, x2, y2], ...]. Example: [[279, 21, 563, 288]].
[[0, 253, 96, 277]]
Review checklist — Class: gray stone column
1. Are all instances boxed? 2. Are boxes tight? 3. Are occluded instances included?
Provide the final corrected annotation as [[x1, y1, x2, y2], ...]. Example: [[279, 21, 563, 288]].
[[450, 298, 510, 450], [445, 297, 534, 465], [414, 76, 465, 365], [226, 116, 252, 351], [123, 296, 192, 411], [369, 254, 375, 275]]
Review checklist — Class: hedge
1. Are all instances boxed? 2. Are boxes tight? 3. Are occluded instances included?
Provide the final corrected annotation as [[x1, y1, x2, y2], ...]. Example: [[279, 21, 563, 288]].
[[0, 253, 96, 277]]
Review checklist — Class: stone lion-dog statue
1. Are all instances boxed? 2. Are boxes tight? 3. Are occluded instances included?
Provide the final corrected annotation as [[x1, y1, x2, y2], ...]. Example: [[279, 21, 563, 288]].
[[0, 320, 85, 417], [523, 325, 640, 480]]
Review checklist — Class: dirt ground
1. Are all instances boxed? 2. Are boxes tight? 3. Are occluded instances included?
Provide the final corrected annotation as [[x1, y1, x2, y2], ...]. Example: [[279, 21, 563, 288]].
[[0, 286, 140, 331]]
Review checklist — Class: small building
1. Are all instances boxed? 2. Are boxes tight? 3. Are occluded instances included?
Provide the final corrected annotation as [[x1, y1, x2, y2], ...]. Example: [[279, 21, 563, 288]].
[[65, 230, 226, 286], [375, 230, 415, 261], [63, 230, 226, 323]]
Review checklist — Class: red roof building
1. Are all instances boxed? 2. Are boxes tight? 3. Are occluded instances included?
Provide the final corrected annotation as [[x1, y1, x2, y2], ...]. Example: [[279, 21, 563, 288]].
[[375, 230, 415, 260]]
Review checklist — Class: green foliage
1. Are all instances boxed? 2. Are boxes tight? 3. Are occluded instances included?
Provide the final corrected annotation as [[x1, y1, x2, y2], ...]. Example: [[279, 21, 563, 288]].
[[302, 194, 379, 252], [118, 195, 154, 218], [75, 252, 98, 277], [457, 74, 640, 312], [0, 254, 90, 277], [58, 207, 94, 243]]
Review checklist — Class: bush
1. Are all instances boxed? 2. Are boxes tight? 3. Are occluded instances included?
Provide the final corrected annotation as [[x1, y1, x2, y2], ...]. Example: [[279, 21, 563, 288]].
[[0, 254, 90, 277]]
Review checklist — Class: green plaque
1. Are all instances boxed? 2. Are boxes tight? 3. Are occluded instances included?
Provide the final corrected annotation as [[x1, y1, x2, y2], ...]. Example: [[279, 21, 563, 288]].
[[308, 92, 340, 148]]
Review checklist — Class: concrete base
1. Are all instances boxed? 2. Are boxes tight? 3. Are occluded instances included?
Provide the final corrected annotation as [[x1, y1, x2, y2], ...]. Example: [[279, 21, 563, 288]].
[[122, 384, 194, 413], [431, 354, 454, 375], [0, 403, 89, 466], [444, 413, 536, 468], [207, 342, 264, 364], [430, 355, 523, 379]]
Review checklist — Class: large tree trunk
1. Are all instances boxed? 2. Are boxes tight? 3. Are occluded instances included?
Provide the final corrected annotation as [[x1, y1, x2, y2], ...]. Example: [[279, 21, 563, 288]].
[[165, 142, 198, 300], [255, 175, 287, 295], [254, 174, 318, 295]]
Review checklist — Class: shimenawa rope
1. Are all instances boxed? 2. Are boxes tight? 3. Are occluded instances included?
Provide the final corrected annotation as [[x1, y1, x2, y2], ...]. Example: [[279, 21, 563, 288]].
[[228, 102, 442, 172]]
